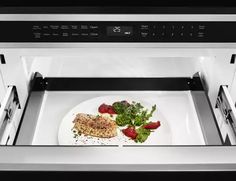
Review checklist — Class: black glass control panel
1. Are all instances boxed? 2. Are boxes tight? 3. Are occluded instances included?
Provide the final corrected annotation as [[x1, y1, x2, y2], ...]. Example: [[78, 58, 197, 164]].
[[0, 21, 236, 42]]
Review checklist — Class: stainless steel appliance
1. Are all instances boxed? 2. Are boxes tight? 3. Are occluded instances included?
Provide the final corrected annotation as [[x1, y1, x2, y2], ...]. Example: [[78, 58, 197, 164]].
[[1, 2, 236, 174]]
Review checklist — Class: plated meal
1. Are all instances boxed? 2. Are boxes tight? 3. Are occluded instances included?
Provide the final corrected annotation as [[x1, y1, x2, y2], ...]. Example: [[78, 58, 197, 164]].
[[58, 95, 171, 145], [72, 100, 161, 143]]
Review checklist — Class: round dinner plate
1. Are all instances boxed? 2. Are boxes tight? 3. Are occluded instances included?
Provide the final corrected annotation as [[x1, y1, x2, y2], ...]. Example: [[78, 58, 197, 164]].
[[58, 95, 172, 145]]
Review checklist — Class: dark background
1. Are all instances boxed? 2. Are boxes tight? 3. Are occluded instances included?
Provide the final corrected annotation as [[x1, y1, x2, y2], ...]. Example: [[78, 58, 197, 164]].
[[1, 171, 236, 180], [0, 0, 236, 7], [1, 0, 236, 14]]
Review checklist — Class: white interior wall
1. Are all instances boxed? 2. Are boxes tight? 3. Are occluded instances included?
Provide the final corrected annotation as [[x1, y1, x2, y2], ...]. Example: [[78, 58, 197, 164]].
[[27, 56, 201, 78], [20, 47, 236, 110]]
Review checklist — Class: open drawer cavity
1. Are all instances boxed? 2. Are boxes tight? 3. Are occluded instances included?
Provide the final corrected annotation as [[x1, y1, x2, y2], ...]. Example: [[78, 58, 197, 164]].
[[9, 72, 226, 146]]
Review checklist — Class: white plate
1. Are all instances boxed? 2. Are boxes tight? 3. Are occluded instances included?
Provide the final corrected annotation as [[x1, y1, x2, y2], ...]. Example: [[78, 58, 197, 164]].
[[58, 95, 172, 145]]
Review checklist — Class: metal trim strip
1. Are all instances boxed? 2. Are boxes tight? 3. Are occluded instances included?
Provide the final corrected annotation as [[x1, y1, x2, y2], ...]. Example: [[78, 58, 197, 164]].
[[1, 14, 236, 21], [1, 146, 236, 171], [41, 77, 203, 91]]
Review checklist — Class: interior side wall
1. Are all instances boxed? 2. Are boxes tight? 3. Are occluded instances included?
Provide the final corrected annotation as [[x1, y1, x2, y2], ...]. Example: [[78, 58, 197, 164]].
[[230, 69, 236, 104], [0, 69, 6, 105]]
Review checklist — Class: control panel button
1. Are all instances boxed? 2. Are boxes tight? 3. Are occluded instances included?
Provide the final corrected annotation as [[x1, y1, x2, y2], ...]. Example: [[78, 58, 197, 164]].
[[61, 25, 69, 30], [90, 32, 99, 37], [52, 33, 59, 36], [81, 25, 88, 30], [71, 25, 78, 29], [62, 32, 69, 37], [140, 25, 149, 30], [42, 25, 49, 29], [198, 32, 205, 38], [198, 25, 206, 30], [43, 33, 50, 36], [32, 25, 41, 30], [81, 33, 89, 36], [140, 32, 149, 38], [33, 32, 41, 38], [90, 25, 99, 29], [50, 25, 59, 30], [71, 33, 79, 36]]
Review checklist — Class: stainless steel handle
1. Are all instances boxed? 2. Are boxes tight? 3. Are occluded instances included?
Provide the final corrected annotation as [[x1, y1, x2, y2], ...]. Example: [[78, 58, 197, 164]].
[[0, 86, 19, 144], [216, 85, 236, 138]]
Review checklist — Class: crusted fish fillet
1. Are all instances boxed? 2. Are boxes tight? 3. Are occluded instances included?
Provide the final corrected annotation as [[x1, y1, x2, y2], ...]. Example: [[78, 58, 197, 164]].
[[73, 113, 117, 138]]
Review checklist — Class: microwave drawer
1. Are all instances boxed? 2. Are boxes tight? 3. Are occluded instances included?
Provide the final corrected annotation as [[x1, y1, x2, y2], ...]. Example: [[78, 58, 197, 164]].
[[1, 72, 236, 171], [8, 72, 224, 146]]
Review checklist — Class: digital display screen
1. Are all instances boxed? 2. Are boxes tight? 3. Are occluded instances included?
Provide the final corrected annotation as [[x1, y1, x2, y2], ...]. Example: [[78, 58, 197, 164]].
[[107, 26, 133, 37]]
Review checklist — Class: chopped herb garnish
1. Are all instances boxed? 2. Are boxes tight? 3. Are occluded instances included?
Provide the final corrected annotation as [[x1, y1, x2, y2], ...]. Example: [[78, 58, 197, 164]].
[[113, 101, 156, 127], [135, 127, 151, 143]]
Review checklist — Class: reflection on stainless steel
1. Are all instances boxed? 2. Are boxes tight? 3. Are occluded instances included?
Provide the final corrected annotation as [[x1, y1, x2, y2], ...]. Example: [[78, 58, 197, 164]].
[[190, 72, 222, 145], [0, 86, 20, 144], [191, 91, 222, 145], [216, 86, 236, 144], [16, 92, 44, 145]]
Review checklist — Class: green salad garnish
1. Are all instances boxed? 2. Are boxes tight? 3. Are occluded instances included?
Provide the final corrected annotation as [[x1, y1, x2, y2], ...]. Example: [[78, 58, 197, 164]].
[[113, 101, 156, 127], [135, 127, 151, 143], [98, 100, 159, 143]]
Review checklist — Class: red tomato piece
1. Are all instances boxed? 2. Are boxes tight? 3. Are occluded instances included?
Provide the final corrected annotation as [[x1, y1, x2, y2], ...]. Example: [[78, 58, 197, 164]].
[[98, 104, 109, 113], [122, 126, 137, 139], [143, 121, 161, 129], [107, 106, 116, 114], [98, 104, 116, 114]]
